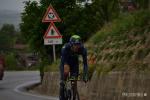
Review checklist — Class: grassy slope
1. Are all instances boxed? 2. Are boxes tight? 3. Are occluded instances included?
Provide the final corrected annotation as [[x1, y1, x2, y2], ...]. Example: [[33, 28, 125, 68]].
[[87, 10, 150, 75]]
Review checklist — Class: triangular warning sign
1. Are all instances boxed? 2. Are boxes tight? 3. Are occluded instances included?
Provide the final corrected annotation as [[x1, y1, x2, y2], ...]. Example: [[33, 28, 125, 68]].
[[44, 23, 62, 38], [42, 5, 61, 22]]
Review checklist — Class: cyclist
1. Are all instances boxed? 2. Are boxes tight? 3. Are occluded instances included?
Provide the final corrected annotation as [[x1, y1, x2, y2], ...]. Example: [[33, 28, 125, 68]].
[[59, 35, 88, 100]]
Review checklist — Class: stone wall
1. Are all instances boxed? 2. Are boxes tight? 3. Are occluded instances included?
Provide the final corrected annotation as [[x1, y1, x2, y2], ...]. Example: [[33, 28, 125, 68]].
[[85, 71, 150, 100], [35, 71, 150, 100], [33, 72, 60, 96]]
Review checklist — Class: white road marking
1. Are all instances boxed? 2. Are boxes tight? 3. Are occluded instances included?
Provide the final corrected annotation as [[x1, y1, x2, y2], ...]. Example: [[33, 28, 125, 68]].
[[14, 80, 59, 100]]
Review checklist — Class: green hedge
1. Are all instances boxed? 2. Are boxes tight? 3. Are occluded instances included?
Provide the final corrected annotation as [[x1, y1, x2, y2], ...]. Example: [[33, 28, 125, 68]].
[[5, 53, 24, 70]]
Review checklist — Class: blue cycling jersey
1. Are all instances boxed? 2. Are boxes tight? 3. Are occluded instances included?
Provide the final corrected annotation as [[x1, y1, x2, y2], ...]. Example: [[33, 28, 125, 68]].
[[60, 43, 88, 80]]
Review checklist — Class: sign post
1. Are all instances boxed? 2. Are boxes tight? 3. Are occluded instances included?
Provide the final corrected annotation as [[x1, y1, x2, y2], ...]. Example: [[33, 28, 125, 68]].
[[42, 4, 62, 62], [53, 45, 56, 61]]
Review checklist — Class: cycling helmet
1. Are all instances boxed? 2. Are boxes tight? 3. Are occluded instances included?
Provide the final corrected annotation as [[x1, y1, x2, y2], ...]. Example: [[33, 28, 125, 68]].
[[69, 35, 81, 44]]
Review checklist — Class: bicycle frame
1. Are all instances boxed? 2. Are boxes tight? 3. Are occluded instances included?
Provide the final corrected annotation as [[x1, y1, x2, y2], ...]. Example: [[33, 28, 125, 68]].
[[64, 76, 81, 100]]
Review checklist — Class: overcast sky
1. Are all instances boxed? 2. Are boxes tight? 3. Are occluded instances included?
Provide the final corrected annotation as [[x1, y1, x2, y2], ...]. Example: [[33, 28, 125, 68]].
[[0, 0, 40, 28], [0, 0, 39, 12]]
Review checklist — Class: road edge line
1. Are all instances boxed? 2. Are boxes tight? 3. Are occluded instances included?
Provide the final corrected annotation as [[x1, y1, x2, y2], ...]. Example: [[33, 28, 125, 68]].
[[14, 80, 58, 100]]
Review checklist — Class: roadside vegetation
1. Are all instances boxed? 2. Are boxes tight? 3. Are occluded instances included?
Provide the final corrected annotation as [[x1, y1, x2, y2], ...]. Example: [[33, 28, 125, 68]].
[[88, 10, 150, 75], [0, 24, 24, 70], [0, 24, 39, 71]]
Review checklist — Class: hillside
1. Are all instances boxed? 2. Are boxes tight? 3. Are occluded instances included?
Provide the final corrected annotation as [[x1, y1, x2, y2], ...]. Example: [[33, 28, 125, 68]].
[[87, 10, 150, 74]]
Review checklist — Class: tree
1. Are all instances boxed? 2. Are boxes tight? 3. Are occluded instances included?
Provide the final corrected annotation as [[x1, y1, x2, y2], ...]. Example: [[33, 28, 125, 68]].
[[20, 0, 80, 63], [0, 24, 16, 52], [20, 1, 49, 60], [135, 0, 149, 9], [20, 0, 121, 64]]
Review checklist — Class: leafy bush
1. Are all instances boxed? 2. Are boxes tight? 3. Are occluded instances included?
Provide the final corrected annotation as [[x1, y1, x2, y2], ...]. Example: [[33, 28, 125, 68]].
[[132, 10, 150, 27], [113, 51, 120, 60], [126, 50, 134, 59], [135, 49, 149, 60], [44, 60, 60, 72], [97, 55, 102, 61], [5, 53, 23, 70], [88, 64, 96, 80]]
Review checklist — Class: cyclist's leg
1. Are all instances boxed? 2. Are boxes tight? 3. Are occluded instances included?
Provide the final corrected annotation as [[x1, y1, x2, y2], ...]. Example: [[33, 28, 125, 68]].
[[64, 64, 70, 80], [59, 64, 70, 100]]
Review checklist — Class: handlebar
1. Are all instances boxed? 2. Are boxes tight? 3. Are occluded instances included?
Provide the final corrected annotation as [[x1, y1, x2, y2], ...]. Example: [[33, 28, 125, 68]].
[[67, 75, 83, 81]]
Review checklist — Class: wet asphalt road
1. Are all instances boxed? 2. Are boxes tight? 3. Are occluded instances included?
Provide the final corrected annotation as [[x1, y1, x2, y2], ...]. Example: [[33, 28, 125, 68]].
[[0, 71, 58, 100]]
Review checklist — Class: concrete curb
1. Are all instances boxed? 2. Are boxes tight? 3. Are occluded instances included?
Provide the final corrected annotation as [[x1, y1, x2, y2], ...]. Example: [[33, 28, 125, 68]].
[[14, 80, 59, 100]]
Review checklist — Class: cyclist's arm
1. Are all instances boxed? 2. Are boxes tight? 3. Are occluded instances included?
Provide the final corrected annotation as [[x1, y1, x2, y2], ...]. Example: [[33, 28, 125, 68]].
[[60, 47, 69, 80]]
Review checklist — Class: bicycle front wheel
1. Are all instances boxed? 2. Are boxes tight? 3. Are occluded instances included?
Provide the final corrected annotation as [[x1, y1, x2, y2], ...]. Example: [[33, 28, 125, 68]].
[[71, 89, 80, 100]]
